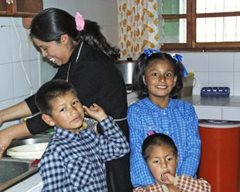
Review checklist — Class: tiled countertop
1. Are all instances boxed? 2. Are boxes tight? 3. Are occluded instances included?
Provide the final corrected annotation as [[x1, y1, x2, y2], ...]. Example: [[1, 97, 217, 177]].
[[127, 92, 240, 121], [182, 96, 240, 121]]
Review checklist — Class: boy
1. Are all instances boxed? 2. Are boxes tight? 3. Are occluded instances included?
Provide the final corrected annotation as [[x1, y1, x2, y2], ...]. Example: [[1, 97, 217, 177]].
[[35, 79, 129, 192], [134, 133, 211, 192]]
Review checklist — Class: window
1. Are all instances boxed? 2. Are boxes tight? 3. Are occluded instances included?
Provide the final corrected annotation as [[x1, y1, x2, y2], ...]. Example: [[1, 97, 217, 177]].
[[160, 0, 240, 51]]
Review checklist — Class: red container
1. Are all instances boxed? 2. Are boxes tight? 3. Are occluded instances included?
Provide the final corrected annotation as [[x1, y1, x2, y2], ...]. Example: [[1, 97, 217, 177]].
[[198, 120, 240, 192]]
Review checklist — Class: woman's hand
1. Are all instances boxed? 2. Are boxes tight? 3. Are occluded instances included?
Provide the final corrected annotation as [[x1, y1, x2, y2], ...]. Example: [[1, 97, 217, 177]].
[[0, 122, 31, 159], [83, 103, 107, 122], [0, 129, 13, 158]]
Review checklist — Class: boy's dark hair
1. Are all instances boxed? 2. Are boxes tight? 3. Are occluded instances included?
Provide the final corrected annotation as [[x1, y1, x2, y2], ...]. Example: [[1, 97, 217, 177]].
[[142, 133, 178, 160], [133, 52, 184, 99], [35, 79, 77, 116], [30, 8, 119, 61]]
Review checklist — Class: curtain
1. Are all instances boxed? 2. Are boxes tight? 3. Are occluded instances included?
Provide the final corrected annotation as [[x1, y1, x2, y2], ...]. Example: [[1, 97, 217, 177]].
[[117, 0, 164, 60]]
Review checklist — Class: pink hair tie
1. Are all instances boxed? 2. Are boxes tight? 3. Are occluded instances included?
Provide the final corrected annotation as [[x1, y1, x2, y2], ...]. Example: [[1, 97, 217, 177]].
[[75, 12, 85, 31], [147, 130, 156, 136]]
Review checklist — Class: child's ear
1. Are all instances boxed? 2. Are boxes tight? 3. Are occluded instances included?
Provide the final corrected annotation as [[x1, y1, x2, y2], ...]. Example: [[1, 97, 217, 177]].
[[41, 114, 55, 126]]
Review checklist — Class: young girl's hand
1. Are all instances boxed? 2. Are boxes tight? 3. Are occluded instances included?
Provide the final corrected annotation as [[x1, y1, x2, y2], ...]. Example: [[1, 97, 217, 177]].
[[83, 103, 107, 122], [160, 173, 175, 184], [161, 173, 180, 192]]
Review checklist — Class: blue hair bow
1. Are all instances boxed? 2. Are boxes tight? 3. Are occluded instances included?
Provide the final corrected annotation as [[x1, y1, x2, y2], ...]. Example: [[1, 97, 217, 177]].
[[143, 48, 160, 58], [172, 54, 188, 77]]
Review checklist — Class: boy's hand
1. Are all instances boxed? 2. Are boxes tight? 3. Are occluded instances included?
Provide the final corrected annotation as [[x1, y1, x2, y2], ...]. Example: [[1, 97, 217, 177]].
[[83, 103, 107, 122]]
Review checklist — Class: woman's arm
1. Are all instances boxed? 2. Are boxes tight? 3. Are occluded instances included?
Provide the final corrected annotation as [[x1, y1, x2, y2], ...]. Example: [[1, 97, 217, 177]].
[[0, 101, 32, 124], [0, 122, 31, 158]]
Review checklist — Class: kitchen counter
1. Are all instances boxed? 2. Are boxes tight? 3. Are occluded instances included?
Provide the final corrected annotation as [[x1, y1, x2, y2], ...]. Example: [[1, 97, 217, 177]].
[[5, 172, 42, 192], [182, 95, 240, 121], [127, 92, 240, 121]]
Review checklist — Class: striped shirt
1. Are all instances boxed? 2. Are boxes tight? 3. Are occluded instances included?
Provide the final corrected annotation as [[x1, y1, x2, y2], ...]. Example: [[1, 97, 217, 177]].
[[128, 98, 201, 187], [39, 116, 129, 192]]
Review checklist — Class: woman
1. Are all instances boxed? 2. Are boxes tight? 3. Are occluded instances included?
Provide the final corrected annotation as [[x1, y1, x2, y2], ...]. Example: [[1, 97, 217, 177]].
[[0, 8, 132, 192]]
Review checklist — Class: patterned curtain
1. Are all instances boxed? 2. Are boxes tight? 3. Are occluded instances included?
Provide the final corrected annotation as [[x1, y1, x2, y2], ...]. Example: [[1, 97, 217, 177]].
[[117, 0, 164, 60]]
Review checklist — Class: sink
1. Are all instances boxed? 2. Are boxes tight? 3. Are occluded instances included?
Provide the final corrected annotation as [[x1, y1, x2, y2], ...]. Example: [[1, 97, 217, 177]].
[[0, 135, 50, 191], [0, 158, 39, 191], [8, 134, 51, 148]]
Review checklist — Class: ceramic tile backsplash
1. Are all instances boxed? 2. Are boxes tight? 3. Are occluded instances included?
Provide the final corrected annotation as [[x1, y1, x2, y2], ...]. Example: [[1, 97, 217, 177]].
[[0, 64, 14, 101], [192, 72, 209, 95], [182, 52, 240, 96], [182, 52, 209, 72], [234, 72, 240, 95], [209, 72, 233, 87], [208, 53, 234, 72], [0, 24, 13, 63], [0, 17, 40, 129], [233, 53, 240, 72]]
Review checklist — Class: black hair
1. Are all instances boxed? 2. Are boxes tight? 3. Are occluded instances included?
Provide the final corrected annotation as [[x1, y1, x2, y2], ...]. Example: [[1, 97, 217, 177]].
[[30, 8, 120, 61], [142, 133, 178, 161], [132, 52, 184, 99], [35, 79, 77, 116]]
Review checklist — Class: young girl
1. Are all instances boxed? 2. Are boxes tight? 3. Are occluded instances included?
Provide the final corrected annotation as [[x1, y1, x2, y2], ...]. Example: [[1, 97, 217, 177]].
[[134, 133, 210, 192], [128, 49, 201, 187]]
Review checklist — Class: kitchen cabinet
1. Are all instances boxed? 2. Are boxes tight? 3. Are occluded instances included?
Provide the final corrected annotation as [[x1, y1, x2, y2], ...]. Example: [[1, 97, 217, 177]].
[[0, 0, 43, 16]]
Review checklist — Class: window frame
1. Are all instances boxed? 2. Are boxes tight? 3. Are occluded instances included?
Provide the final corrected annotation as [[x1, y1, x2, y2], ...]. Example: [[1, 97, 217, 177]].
[[161, 0, 240, 52]]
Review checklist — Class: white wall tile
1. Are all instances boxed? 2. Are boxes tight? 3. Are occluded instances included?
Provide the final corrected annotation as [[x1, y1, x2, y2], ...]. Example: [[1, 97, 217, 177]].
[[13, 61, 33, 97], [208, 53, 234, 72], [29, 59, 41, 92], [209, 72, 233, 88], [11, 26, 31, 62], [181, 52, 209, 72], [233, 72, 240, 95], [233, 52, 240, 72], [0, 64, 14, 101], [43, 0, 59, 8], [0, 25, 13, 63], [192, 72, 209, 95]]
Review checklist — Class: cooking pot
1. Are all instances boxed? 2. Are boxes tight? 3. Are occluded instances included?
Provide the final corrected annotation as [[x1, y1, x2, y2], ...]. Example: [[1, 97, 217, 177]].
[[115, 58, 136, 86]]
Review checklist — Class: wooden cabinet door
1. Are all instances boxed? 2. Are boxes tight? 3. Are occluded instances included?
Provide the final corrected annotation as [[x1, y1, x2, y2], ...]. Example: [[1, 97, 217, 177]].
[[0, 0, 43, 16], [0, 0, 9, 15]]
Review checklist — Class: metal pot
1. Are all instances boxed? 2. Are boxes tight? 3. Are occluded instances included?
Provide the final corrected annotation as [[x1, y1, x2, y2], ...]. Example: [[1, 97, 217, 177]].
[[115, 58, 136, 86]]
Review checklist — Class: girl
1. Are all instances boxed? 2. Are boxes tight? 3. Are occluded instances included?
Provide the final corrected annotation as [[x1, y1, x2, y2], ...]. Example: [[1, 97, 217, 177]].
[[128, 49, 201, 187], [0, 8, 132, 192], [134, 133, 210, 192]]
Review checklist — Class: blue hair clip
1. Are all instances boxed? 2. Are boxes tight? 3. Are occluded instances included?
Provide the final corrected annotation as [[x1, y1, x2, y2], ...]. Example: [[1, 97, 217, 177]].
[[143, 48, 160, 58], [172, 54, 188, 77]]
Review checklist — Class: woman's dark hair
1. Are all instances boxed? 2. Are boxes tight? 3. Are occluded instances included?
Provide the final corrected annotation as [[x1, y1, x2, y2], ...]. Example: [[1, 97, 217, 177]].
[[30, 8, 119, 61], [132, 52, 184, 99], [35, 79, 77, 116], [142, 133, 178, 161]]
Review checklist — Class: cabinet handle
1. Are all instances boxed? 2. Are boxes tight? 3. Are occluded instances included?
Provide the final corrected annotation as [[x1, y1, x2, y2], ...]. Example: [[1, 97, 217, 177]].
[[6, 0, 13, 4]]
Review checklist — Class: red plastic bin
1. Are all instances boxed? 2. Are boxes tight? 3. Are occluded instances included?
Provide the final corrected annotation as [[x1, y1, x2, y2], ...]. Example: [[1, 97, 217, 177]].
[[198, 120, 240, 192]]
